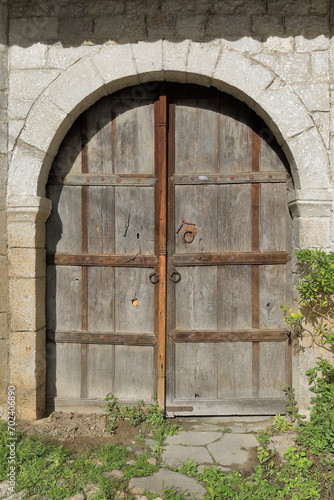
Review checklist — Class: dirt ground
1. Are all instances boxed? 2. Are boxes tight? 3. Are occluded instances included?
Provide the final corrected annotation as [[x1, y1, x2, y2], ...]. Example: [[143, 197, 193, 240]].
[[18, 412, 142, 455]]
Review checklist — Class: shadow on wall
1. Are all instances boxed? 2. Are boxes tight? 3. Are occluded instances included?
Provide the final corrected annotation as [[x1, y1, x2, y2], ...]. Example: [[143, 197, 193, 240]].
[[8, 0, 333, 47]]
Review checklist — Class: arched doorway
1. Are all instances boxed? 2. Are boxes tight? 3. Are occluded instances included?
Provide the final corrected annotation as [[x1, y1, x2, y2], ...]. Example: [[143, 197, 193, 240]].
[[46, 83, 292, 415]]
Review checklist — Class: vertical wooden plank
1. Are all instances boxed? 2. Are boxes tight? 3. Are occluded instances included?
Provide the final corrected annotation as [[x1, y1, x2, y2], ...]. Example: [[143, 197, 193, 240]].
[[115, 187, 155, 255], [259, 131, 286, 172], [174, 185, 218, 254], [175, 267, 218, 331], [50, 266, 82, 331], [114, 345, 154, 401], [217, 343, 253, 398], [175, 343, 217, 399], [88, 267, 114, 332], [218, 266, 252, 330], [87, 186, 115, 254], [51, 118, 82, 177], [218, 105, 252, 172], [252, 266, 259, 329], [87, 344, 114, 398], [218, 184, 252, 252], [86, 98, 113, 174], [113, 100, 155, 174], [259, 342, 286, 397], [46, 186, 82, 254], [114, 268, 154, 333], [54, 343, 82, 398], [260, 183, 289, 251], [259, 265, 287, 329], [174, 99, 218, 174], [252, 342, 260, 398]]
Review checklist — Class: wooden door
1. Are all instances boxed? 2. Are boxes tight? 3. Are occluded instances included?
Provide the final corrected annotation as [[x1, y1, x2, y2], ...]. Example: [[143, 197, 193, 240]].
[[46, 83, 292, 414]]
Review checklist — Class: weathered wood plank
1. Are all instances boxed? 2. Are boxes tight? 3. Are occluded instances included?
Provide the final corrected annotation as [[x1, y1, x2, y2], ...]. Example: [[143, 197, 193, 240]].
[[174, 343, 217, 399], [217, 342, 253, 398], [170, 252, 291, 266], [175, 99, 218, 174], [87, 344, 115, 398], [175, 266, 218, 331], [114, 345, 154, 401], [48, 253, 158, 267], [52, 343, 82, 398], [50, 118, 82, 178], [174, 185, 218, 253], [87, 186, 115, 254], [218, 266, 252, 329], [171, 172, 288, 185], [47, 331, 157, 344], [259, 265, 287, 329], [48, 174, 157, 186], [170, 330, 288, 342], [87, 267, 114, 332], [86, 98, 113, 174], [115, 268, 154, 334], [46, 185, 82, 254], [113, 100, 155, 174], [260, 183, 289, 251], [115, 187, 155, 255], [218, 184, 252, 252], [259, 342, 286, 397], [218, 105, 252, 172]]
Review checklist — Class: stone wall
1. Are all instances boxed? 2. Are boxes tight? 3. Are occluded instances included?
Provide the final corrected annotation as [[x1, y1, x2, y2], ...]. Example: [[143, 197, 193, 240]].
[[0, 0, 8, 418], [2, 0, 334, 419]]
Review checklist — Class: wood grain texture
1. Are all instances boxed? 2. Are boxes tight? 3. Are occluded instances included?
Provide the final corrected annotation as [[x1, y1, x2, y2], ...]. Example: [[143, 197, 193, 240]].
[[259, 265, 287, 329], [218, 266, 252, 330], [86, 344, 115, 398], [260, 183, 289, 251], [87, 186, 115, 254], [219, 108, 252, 172], [86, 98, 113, 174], [53, 343, 82, 398], [87, 267, 114, 332], [217, 342, 253, 398], [114, 345, 154, 401], [259, 342, 286, 397]]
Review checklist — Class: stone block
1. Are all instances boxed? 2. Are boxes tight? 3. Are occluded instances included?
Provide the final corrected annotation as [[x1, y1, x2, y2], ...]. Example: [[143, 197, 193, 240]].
[[45, 57, 108, 118], [8, 120, 24, 152], [175, 15, 206, 40], [9, 17, 59, 44], [20, 95, 71, 156], [206, 15, 251, 39], [285, 15, 330, 37], [83, 0, 125, 16], [0, 257, 8, 313], [9, 69, 60, 102], [186, 41, 221, 86], [9, 277, 45, 331], [221, 36, 261, 53], [311, 51, 329, 81], [47, 45, 98, 70], [286, 127, 330, 190], [58, 16, 93, 40], [263, 36, 294, 52], [91, 45, 139, 94], [311, 111, 330, 148], [162, 40, 189, 82], [126, 0, 159, 15], [296, 217, 331, 248], [9, 43, 47, 69], [147, 14, 175, 40], [295, 34, 329, 52], [161, 0, 211, 15], [8, 221, 45, 249], [254, 53, 311, 83], [213, 0, 265, 15], [293, 83, 329, 112], [94, 14, 145, 42], [131, 41, 163, 82], [213, 50, 275, 103], [8, 248, 45, 279], [310, 0, 330, 14], [8, 99, 34, 120], [0, 120, 6, 154], [8, 140, 52, 199], [267, 0, 310, 15], [0, 212, 6, 255], [252, 15, 284, 36]]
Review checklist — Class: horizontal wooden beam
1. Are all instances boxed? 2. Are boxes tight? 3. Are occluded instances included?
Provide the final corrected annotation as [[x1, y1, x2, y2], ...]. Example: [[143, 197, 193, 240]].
[[170, 329, 289, 342], [171, 171, 289, 185], [47, 253, 159, 267], [48, 173, 157, 186], [47, 330, 157, 345], [170, 252, 291, 266]]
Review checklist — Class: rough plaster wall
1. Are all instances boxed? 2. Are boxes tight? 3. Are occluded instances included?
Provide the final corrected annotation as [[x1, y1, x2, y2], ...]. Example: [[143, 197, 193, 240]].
[[0, 0, 8, 417]]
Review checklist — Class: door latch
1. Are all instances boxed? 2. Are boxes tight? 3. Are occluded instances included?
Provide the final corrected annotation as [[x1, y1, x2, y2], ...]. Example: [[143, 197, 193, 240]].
[[176, 220, 198, 244]]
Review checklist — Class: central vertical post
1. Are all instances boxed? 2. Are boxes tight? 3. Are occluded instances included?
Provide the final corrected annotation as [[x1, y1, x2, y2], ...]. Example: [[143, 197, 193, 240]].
[[156, 85, 168, 408]]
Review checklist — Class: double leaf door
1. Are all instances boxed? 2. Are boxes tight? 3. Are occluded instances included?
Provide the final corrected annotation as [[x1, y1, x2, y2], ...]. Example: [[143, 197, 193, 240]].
[[46, 83, 292, 415]]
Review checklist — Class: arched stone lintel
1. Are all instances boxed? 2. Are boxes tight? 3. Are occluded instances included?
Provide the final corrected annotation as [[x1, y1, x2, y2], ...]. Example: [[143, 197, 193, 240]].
[[7, 41, 331, 204]]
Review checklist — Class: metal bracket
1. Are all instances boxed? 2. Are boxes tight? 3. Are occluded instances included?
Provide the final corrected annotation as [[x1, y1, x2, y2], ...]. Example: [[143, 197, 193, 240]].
[[176, 220, 198, 244]]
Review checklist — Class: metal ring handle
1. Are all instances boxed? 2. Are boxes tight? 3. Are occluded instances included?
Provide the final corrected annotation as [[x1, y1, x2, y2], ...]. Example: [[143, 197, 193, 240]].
[[183, 230, 195, 244], [149, 272, 159, 284], [169, 271, 181, 283]]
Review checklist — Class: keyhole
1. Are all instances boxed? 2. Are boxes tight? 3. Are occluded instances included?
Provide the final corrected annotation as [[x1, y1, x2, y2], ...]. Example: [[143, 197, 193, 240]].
[[137, 233, 140, 239]]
